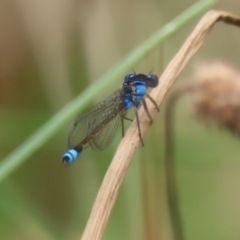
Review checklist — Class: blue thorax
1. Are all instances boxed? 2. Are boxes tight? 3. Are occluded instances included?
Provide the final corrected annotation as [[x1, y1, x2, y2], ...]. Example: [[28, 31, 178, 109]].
[[122, 73, 158, 110]]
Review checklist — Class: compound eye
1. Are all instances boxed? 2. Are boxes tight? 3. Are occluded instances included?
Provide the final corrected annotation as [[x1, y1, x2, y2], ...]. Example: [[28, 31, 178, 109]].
[[124, 73, 135, 83], [146, 74, 152, 79], [145, 74, 159, 88], [128, 73, 135, 78]]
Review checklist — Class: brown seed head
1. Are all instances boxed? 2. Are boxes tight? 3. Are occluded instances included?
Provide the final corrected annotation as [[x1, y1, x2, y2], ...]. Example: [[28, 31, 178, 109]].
[[191, 61, 240, 134]]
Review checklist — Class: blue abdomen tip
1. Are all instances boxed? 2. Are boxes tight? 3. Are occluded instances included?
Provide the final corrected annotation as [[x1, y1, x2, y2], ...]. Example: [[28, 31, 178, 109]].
[[62, 149, 79, 165]]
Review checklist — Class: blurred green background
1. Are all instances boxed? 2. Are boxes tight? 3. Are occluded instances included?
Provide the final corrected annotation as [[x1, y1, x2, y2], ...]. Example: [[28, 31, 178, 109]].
[[1, 0, 240, 239]]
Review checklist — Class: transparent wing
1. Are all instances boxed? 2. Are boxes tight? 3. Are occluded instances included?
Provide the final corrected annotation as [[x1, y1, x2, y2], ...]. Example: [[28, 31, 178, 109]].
[[68, 88, 125, 150], [89, 114, 122, 151]]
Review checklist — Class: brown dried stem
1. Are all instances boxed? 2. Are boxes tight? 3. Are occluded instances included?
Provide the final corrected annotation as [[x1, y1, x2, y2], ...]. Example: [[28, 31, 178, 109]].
[[164, 83, 196, 240], [81, 10, 240, 240]]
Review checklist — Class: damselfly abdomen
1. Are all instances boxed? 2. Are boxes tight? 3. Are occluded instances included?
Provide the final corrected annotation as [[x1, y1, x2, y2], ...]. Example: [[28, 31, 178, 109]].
[[62, 73, 159, 165]]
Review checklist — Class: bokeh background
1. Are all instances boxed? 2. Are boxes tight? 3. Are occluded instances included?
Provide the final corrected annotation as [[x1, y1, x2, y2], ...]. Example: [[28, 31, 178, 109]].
[[1, 0, 240, 239]]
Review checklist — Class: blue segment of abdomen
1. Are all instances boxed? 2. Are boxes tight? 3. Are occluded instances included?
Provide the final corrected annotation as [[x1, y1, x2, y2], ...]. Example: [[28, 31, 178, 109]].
[[62, 149, 79, 165], [123, 81, 147, 110]]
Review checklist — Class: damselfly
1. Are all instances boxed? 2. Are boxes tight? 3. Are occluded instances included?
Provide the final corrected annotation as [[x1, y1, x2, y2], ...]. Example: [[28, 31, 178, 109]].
[[62, 73, 159, 165]]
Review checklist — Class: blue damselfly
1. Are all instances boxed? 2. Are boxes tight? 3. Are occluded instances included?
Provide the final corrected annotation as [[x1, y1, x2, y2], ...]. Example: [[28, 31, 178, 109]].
[[62, 73, 159, 165]]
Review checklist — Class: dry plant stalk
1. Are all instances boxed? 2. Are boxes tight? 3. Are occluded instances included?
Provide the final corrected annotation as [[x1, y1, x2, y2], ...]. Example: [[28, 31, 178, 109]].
[[164, 82, 196, 240], [81, 10, 240, 240]]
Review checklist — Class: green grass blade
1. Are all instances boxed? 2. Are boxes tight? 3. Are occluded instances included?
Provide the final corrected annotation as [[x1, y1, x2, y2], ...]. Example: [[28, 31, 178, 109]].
[[0, 0, 217, 182]]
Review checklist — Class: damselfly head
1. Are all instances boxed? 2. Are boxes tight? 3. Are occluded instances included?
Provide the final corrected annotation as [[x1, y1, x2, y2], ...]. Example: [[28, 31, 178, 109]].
[[123, 73, 159, 88], [144, 74, 159, 88]]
